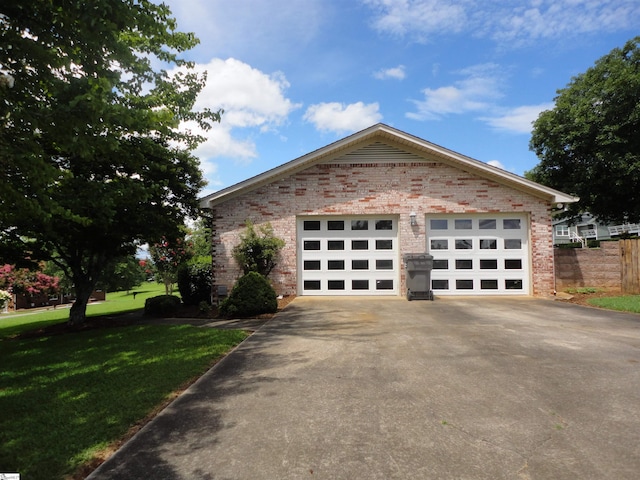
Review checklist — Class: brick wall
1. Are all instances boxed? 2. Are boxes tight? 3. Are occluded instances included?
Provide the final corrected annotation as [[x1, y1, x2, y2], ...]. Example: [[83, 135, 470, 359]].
[[554, 242, 621, 290], [212, 156, 554, 297]]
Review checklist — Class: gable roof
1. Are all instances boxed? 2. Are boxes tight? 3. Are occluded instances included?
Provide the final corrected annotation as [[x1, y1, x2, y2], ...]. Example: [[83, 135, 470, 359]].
[[199, 123, 578, 208]]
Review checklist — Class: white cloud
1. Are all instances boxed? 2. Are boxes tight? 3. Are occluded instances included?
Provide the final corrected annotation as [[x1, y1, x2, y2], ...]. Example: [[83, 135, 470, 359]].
[[303, 102, 383, 134], [487, 160, 506, 170], [163, 0, 326, 61], [363, 0, 467, 42], [168, 58, 300, 189], [363, 0, 640, 46], [374, 65, 406, 80], [480, 103, 554, 134], [407, 63, 504, 120]]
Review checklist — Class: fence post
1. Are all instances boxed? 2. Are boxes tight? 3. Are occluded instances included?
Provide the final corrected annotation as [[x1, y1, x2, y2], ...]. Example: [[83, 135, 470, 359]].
[[620, 239, 640, 294]]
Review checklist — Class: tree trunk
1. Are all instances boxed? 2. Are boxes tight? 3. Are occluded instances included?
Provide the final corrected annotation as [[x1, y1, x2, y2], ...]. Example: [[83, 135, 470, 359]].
[[68, 280, 94, 326]]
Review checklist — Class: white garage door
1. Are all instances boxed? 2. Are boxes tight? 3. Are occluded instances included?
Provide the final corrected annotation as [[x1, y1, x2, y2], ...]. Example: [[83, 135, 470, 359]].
[[298, 216, 399, 295], [426, 214, 530, 295]]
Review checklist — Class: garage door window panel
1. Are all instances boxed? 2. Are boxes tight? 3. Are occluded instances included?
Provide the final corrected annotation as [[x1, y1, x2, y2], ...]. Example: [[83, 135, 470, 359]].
[[376, 220, 393, 230], [328, 280, 345, 290], [431, 239, 448, 250], [480, 239, 497, 249], [303, 221, 321, 231], [456, 280, 474, 290], [505, 239, 522, 249], [304, 240, 321, 250], [479, 219, 496, 229], [304, 280, 321, 290], [376, 260, 393, 270], [328, 220, 345, 230], [432, 279, 449, 290], [376, 280, 394, 290], [304, 260, 321, 270], [455, 219, 472, 229], [456, 259, 473, 269], [328, 240, 344, 250], [433, 259, 449, 269], [481, 280, 498, 290], [506, 279, 523, 289], [376, 239, 393, 250], [351, 220, 368, 231], [505, 259, 522, 269], [328, 260, 345, 270], [430, 219, 449, 230], [352, 259, 369, 270], [352, 280, 369, 290], [503, 219, 521, 229], [480, 259, 498, 269], [455, 239, 473, 250], [352, 240, 368, 250]]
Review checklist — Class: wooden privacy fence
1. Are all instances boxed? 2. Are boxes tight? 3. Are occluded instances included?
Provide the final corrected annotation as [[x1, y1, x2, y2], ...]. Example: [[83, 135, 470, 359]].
[[554, 239, 640, 293], [620, 239, 640, 294]]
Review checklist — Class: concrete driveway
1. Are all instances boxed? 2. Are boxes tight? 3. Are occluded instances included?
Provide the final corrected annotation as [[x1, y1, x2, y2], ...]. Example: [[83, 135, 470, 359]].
[[89, 297, 640, 480]]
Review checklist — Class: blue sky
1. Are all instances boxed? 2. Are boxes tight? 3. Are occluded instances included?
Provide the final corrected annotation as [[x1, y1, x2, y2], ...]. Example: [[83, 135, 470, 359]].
[[160, 0, 640, 196]]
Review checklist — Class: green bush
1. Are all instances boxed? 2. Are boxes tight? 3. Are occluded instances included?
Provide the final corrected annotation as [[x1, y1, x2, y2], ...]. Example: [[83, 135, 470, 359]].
[[219, 272, 277, 318], [232, 221, 285, 277], [144, 295, 182, 316], [177, 262, 212, 306]]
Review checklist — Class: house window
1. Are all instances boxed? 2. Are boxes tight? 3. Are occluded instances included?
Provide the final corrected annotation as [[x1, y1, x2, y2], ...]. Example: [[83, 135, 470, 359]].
[[556, 225, 570, 237]]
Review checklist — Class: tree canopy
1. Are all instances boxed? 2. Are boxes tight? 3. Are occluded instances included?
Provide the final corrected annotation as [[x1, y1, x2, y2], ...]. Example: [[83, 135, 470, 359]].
[[0, 1, 220, 323], [528, 36, 640, 224]]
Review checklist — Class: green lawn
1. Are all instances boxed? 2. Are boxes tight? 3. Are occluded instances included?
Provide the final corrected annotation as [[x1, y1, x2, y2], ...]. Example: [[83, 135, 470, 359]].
[[0, 282, 249, 480], [0, 282, 167, 339], [588, 295, 640, 314]]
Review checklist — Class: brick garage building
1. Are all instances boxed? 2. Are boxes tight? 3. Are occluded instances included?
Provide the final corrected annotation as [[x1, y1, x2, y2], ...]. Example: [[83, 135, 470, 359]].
[[200, 124, 576, 298]]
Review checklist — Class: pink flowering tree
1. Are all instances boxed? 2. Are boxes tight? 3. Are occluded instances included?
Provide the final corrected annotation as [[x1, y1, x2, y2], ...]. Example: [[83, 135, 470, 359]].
[[149, 236, 193, 295], [0, 264, 60, 305]]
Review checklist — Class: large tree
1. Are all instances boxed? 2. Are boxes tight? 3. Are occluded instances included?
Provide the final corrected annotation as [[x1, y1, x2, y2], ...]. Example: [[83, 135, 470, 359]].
[[0, 2, 219, 324], [528, 36, 640, 224]]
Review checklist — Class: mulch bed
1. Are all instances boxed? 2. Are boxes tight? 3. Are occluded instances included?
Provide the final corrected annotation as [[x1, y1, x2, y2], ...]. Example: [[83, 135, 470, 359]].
[[555, 289, 623, 307]]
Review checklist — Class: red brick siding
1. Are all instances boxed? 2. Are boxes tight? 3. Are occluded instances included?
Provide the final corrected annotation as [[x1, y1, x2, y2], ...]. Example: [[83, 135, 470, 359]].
[[212, 161, 553, 296]]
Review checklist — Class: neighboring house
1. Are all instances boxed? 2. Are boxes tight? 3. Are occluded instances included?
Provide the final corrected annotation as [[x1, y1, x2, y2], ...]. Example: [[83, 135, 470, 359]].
[[200, 124, 576, 298], [553, 212, 640, 246]]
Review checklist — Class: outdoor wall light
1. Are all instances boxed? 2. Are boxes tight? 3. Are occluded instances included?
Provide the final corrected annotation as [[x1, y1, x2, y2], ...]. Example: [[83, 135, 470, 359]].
[[409, 211, 417, 226]]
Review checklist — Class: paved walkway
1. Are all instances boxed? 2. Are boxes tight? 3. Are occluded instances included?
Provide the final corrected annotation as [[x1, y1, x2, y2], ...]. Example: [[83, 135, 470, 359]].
[[88, 297, 640, 479]]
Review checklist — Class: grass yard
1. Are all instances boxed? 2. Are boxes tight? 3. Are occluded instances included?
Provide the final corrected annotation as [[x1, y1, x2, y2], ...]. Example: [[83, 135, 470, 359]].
[[0, 324, 248, 480], [588, 295, 640, 313], [0, 282, 249, 479], [0, 282, 167, 339]]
